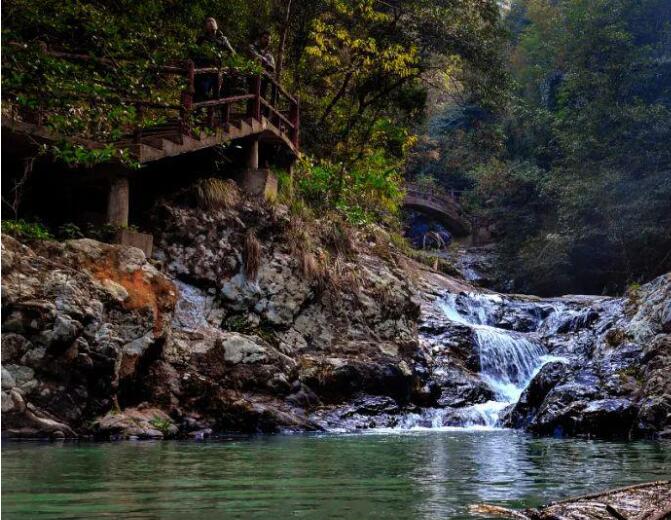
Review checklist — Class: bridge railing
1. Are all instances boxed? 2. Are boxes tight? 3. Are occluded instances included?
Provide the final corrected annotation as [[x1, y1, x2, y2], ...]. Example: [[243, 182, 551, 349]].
[[405, 183, 464, 208], [4, 44, 300, 150]]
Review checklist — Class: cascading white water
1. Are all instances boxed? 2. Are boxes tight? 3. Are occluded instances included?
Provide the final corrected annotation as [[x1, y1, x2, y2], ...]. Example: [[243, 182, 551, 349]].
[[436, 293, 555, 428], [372, 292, 562, 432], [475, 328, 546, 402], [358, 292, 568, 432]]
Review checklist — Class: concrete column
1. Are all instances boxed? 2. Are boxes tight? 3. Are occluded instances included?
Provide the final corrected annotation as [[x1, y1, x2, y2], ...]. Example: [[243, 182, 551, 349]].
[[247, 137, 259, 170], [241, 168, 277, 201], [106, 176, 129, 227]]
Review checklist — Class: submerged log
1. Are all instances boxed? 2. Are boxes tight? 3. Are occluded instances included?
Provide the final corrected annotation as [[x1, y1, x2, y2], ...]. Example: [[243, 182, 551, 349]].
[[469, 504, 533, 519], [470, 481, 671, 520]]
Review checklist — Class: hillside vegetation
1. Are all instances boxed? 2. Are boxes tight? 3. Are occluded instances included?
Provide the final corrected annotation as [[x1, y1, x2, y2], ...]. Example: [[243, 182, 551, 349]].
[[2, 0, 504, 226], [412, 0, 671, 295]]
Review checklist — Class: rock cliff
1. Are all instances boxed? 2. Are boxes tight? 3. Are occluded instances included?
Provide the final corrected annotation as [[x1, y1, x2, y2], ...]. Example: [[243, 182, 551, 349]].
[[2, 188, 669, 439], [2, 190, 428, 438]]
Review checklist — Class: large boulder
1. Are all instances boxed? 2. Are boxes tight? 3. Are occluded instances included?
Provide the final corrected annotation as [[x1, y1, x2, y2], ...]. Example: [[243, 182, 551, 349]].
[[504, 360, 567, 429], [93, 406, 178, 440]]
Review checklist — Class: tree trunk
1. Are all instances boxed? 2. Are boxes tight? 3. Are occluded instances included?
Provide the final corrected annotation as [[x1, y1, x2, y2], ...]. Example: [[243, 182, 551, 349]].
[[275, 0, 293, 80]]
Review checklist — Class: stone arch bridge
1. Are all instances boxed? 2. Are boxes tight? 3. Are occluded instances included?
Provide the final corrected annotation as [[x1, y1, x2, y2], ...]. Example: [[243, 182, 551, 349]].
[[403, 183, 471, 237]]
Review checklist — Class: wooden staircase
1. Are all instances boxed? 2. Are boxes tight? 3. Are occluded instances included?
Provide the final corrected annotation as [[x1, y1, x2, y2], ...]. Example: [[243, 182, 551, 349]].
[[117, 115, 296, 164], [2, 55, 300, 166]]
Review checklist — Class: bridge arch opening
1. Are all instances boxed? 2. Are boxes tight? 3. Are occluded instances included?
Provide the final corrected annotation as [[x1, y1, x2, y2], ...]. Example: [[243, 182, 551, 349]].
[[402, 183, 471, 249]]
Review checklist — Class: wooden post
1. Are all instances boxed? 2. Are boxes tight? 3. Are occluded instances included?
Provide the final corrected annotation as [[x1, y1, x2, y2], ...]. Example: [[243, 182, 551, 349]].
[[207, 69, 217, 128], [180, 59, 195, 135], [221, 73, 230, 127], [248, 75, 262, 121], [270, 82, 278, 125], [289, 97, 300, 149], [107, 176, 129, 227]]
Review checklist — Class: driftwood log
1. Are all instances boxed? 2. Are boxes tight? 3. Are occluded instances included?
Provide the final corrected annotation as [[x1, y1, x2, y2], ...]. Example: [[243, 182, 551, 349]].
[[470, 481, 671, 520]]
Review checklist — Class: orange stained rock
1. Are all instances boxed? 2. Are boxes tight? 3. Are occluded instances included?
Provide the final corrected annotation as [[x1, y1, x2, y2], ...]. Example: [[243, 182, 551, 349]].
[[86, 250, 177, 336]]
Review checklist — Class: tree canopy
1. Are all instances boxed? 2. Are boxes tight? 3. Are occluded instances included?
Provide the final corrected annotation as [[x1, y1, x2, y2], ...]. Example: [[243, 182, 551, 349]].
[[415, 0, 671, 295]]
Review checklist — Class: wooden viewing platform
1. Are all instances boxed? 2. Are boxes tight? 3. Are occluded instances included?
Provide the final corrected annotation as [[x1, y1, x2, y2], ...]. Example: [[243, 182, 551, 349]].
[[1, 48, 301, 250], [2, 53, 300, 164]]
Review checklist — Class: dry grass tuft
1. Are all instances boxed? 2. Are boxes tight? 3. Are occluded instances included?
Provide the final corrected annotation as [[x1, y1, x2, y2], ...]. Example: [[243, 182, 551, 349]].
[[194, 178, 241, 210], [299, 250, 322, 282], [284, 210, 363, 295], [371, 239, 392, 261], [322, 215, 356, 257], [243, 229, 262, 281], [328, 255, 360, 293], [286, 217, 312, 254]]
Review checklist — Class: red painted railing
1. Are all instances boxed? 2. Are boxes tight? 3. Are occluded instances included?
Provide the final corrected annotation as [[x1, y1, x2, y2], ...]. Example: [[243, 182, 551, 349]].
[[5, 44, 300, 151], [177, 61, 300, 149]]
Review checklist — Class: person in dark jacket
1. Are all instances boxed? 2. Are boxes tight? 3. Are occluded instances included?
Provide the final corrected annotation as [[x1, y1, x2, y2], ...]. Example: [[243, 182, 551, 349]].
[[194, 17, 236, 100], [248, 30, 275, 72], [249, 30, 276, 115]]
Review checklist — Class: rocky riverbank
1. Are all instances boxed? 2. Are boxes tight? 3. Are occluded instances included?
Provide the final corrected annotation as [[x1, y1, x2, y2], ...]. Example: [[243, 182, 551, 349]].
[[472, 480, 671, 520], [417, 279, 671, 438], [2, 185, 670, 439]]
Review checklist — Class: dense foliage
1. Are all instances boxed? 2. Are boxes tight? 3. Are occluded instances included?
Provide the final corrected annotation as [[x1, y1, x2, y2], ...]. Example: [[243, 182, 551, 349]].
[[2, 0, 505, 224], [417, 0, 671, 295]]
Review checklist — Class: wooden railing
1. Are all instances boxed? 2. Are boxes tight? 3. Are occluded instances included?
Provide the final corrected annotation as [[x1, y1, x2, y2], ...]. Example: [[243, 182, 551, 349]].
[[179, 63, 300, 149], [4, 44, 300, 151]]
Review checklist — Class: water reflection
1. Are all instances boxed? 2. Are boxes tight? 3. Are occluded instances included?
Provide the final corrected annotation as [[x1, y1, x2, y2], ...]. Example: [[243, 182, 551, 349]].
[[2, 431, 670, 520]]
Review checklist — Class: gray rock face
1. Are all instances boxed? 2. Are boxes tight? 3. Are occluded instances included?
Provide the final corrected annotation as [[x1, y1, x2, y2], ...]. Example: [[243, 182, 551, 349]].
[[310, 395, 407, 430], [504, 361, 567, 429], [495, 275, 671, 438], [1, 198, 428, 437], [218, 333, 268, 364], [2, 197, 669, 440], [1, 236, 177, 438], [145, 201, 426, 432], [408, 270, 671, 439]]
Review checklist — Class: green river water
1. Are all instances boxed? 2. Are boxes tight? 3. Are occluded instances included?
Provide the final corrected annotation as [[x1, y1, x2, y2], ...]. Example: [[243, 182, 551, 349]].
[[2, 430, 670, 519]]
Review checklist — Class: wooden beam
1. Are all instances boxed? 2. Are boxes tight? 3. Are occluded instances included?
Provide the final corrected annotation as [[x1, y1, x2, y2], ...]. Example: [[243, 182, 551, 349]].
[[192, 94, 255, 109]]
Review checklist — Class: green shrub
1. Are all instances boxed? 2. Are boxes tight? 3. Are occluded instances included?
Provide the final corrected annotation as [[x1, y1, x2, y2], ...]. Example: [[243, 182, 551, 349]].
[[389, 230, 411, 254], [1, 219, 53, 240], [149, 417, 174, 436], [292, 153, 404, 227], [274, 168, 293, 204], [58, 222, 84, 239]]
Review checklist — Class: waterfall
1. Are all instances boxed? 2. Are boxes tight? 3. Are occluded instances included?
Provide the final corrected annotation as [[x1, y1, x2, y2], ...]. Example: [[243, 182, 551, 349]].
[[358, 292, 567, 432], [475, 327, 546, 403], [440, 293, 556, 427], [388, 291, 565, 432]]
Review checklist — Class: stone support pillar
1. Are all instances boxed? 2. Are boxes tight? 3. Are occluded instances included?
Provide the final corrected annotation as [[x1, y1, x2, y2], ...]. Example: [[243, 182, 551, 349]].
[[241, 168, 278, 201], [106, 176, 129, 227], [247, 137, 259, 170]]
